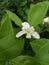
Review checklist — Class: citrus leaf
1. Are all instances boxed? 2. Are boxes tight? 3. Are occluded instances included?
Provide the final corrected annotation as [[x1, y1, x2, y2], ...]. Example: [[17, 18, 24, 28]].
[[0, 15, 13, 38], [28, 1, 48, 26], [30, 39, 49, 65], [6, 10, 22, 27], [0, 35, 24, 61], [11, 55, 41, 65], [0, 14, 24, 61]]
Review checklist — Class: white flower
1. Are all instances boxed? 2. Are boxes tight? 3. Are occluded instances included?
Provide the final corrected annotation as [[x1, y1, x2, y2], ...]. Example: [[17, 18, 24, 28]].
[[16, 22, 40, 39], [43, 17, 49, 24]]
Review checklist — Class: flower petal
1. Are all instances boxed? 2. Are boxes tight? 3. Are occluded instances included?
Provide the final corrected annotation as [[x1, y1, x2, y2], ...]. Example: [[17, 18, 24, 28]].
[[22, 22, 30, 29], [16, 31, 25, 38], [31, 26, 34, 31], [44, 17, 49, 22], [32, 32, 40, 39], [26, 34, 31, 39]]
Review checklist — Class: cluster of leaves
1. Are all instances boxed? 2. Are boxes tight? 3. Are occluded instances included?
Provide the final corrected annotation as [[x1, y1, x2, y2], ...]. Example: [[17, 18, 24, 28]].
[[0, 0, 49, 65], [0, 0, 49, 21], [1, 0, 48, 21], [0, 0, 30, 21]]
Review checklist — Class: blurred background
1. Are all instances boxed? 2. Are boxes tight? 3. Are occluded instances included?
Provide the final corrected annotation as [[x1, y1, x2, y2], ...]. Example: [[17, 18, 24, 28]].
[[0, 0, 49, 22]]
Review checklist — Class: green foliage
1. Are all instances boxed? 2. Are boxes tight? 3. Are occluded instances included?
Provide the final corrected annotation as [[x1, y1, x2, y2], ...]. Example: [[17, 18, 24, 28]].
[[0, 14, 24, 61], [28, 1, 48, 26], [0, 14, 13, 38], [10, 56, 41, 65], [6, 10, 22, 27], [18, 0, 27, 7], [0, 35, 24, 61], [0, 61, 5, 65], [30, 39, 49, 53], [30, 39, 49, 65]]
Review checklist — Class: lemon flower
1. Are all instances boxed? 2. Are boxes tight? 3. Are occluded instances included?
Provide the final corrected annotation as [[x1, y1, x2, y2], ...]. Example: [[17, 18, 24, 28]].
[[16, 22, 40, 39]]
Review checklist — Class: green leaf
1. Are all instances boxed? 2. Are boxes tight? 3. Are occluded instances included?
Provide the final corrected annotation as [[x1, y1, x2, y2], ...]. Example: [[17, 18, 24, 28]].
[[30, 38, 49, 53], [0, 14, 24, 61], [28, 1, 48, 26], [6, 10, 22, 27], [0, 15, 13, 38], [0, 35, 24, 61], [19, 0, 27, 7], [11, 55, 41, 65], [0, 62, 5, 65], [30, 4, 35, 10], [30, 39, 49, 65], [35, 25, 42, 33], [1, 14, 8, 25]]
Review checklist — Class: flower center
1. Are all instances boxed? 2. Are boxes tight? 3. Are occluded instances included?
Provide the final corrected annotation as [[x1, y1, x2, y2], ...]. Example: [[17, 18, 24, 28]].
[[25, 28, 31, 34], [27, 29, 31, 33], [24, 28, 34, 34]]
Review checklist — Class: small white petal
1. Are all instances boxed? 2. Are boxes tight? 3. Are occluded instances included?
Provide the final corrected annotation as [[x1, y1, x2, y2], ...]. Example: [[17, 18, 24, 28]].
[[31, 26, 34, 31], [16, 31, 25, 38], [32, 32, 40, 39], [44, 17, 49, 22], [22, 27, 26, 30], [26, 34, 31, 39], [22, 22, 30, 29]]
